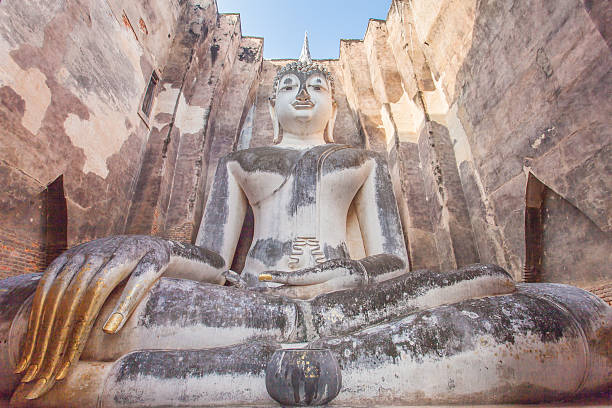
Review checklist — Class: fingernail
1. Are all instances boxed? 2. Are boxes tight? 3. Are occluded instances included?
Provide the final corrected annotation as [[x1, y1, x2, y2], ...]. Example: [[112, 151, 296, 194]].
[[25, 377, 47, 400], [55, 361, 70, 380], [258, 274, 273, 282], [14, 359, 28, 374], [22, 364, 38, 382], [103, 312, 124, 334]]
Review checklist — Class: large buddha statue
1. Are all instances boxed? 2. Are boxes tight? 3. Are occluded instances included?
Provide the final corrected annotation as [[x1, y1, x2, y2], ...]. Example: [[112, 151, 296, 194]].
[[1, 37, 611, 407]]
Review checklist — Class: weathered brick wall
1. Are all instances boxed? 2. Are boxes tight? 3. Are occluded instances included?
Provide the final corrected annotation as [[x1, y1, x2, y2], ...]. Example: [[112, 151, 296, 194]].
[[584, 282, 612, 307], [0, 228, 46, 280]]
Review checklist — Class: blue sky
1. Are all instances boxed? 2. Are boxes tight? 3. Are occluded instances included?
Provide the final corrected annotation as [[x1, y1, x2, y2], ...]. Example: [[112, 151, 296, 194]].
[[217, 0, 393, 60]]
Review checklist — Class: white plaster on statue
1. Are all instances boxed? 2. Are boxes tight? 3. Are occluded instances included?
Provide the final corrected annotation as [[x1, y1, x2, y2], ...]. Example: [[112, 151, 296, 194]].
[[101, 372, 271, 407], [346, 203, 366, 259], [165, 255, 226, 284], [336, 331, 587, 404]]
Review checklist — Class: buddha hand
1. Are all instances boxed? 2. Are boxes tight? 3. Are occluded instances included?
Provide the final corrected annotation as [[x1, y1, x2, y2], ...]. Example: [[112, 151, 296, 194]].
[[258, 258, 369, 300], [14, 235, 179, 399]]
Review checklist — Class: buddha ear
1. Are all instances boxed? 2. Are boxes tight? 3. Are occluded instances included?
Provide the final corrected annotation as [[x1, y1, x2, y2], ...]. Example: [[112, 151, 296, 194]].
[[324, 101, 338, 143], [269, 98, 282, 144]]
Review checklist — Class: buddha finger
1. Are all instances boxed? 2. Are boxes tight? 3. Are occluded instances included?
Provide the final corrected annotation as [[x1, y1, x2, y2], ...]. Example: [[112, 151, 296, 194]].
[[21, 254, 86, 383], [30, 255, 109, 397], [270, 281, 331, 300], [52, 256, 139, 384], [259, 267, 337, 286], [103, 250, 169, 334], [15, 254, 69, 374]]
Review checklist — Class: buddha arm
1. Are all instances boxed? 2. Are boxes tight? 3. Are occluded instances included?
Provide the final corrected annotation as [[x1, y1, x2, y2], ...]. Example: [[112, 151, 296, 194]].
[[162, 241, 227, 284], [352, 152, 409, 283], [193, 155, 247, 283]]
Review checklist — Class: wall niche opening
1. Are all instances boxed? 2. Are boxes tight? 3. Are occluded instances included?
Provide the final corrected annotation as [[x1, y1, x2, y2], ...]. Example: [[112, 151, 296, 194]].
[[44, 175, 68, 267], [523, 173, 612, 289], [138, 69, 160, 127]]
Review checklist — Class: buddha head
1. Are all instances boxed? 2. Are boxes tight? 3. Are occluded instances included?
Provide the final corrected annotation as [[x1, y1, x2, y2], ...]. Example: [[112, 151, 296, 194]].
[[269, 33, 337, 144]]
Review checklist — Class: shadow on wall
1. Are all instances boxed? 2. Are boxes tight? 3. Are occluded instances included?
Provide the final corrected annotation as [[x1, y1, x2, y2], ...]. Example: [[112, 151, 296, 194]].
[[43, 175, 67, 268]]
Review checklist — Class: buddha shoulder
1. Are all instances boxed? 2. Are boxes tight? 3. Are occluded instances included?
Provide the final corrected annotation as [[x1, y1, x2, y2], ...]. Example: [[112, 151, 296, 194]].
[[219, 145, 386, 176], [221, 146, 302, 176]]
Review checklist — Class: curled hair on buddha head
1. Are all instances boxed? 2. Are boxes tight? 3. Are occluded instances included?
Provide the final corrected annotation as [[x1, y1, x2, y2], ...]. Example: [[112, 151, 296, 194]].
[[269, 32, 337, 144]]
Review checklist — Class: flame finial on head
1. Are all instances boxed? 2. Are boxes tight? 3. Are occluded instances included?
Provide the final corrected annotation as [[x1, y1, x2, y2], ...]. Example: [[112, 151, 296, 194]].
[[299, 31, 312, 64]]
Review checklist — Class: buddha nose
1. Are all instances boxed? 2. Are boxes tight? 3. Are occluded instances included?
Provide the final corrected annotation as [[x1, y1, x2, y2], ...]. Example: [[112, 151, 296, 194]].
[[296, 87, 310, 101]]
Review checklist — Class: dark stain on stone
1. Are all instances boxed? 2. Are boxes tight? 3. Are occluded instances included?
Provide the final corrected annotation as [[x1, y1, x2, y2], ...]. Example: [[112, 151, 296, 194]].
[[199, 156, 230, 254], [359, 253, 406, 279], [288, 147, 323, 215], [0, 86, 25, 117], [323, 243, 349, 260], [238, 46, 259, 63], [140, 277, 296, 335], [372, 154, 406, 256], [113, 341, 277, 387], [0, 273, 40, 323], [230, 146, 302, 174], [536, 48, 553, 78], [314, 285, 578, 371], [210, 42, 220, 63], [320, 146, 370, 174], [248, 238, 292, 266], [169, 240, 224, 269], [308, 263, 513, 339], [286, 145, 352, 216]]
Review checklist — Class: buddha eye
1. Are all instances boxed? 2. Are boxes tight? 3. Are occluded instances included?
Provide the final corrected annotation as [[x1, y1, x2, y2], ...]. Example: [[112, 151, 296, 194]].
[[311, 85, 321, 91], [283, 86, 294, 91]]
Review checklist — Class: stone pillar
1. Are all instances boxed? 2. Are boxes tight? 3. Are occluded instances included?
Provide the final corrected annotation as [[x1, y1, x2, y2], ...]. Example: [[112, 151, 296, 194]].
[[417, 121, 479, 270], [384, 0, 481, 271], [361, 19, 436, 270], [339, 40, 385, 152], [197, 36, 263, 244], [125, 2, 217, 237], [163, 13, 243, 242], [249, 60, 279, 148], [202, 36, 263, 195]]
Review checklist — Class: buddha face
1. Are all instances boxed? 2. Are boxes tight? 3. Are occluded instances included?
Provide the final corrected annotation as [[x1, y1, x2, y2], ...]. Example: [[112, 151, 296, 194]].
[[274, 72, 334, 136]]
